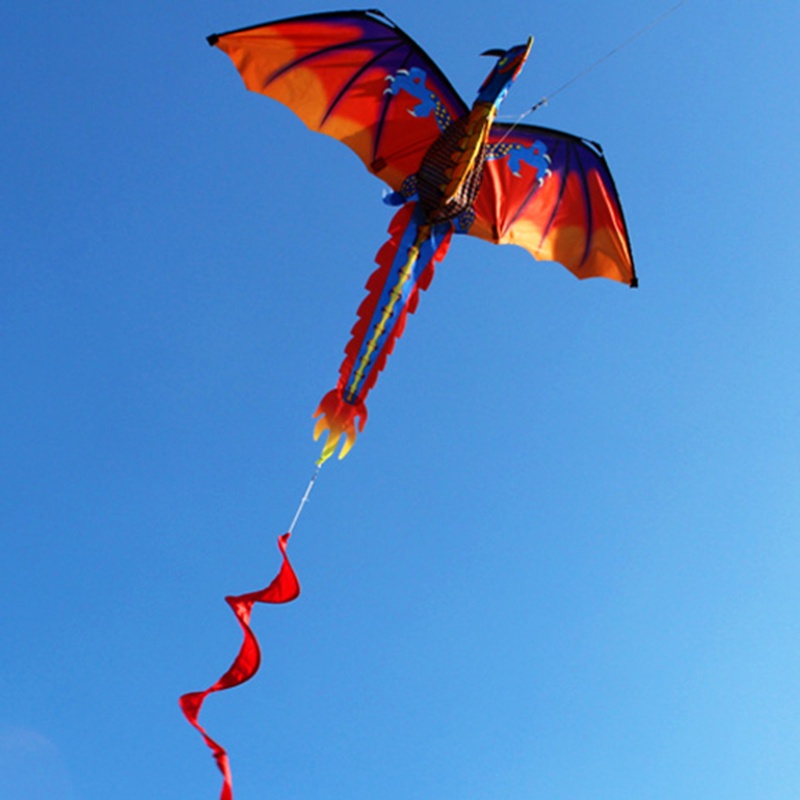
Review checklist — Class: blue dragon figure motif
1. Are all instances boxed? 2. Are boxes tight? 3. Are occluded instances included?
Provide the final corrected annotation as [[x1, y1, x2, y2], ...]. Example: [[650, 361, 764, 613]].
[[383, 67, 551, 218], [486, 138, 551, 181], [384, 67, 453, 131]]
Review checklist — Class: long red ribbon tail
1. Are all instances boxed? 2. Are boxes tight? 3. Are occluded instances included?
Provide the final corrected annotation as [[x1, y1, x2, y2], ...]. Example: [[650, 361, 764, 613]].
[[180, 533, 300, 800]]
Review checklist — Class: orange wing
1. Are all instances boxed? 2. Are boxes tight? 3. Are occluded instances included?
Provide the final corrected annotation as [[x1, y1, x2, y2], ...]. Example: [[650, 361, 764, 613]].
[[208, 10, 468, 192], [470, 123, 637, 286]]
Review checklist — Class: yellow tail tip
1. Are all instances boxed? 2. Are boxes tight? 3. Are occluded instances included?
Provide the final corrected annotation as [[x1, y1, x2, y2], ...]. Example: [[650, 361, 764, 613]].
[[313, 388, 367, 463]]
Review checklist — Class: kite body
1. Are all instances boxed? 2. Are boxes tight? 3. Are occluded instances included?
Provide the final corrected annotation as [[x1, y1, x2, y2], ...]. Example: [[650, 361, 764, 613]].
[[208, 9, 636, 462]]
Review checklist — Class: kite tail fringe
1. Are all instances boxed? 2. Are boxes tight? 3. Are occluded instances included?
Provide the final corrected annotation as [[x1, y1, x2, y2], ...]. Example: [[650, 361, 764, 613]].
[[179, 534, 300, 800], [313, 388, 367, 464], [313, 203, 451, 463]]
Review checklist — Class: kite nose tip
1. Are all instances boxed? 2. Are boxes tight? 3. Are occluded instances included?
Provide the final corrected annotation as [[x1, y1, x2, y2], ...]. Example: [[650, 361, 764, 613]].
[[520, 36, 534, 64]]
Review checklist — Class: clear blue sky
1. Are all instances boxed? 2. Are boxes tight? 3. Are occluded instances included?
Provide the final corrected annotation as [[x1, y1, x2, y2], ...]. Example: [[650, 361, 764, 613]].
[[3, 1, 799, 798]]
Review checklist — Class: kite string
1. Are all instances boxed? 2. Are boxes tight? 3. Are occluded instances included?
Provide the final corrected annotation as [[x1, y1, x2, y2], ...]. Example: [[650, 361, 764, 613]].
[[288, 463, 321, 534], [495, 0, 689, 143]]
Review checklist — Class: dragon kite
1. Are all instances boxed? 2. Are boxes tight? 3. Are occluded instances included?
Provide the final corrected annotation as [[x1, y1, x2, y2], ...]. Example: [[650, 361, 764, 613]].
[[183, 9, 636, 799], [208, 8, 636, 464]]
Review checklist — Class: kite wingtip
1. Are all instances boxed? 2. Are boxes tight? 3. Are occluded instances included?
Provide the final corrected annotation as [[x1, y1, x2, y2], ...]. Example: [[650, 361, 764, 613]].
[[207, 33, 219, 46]]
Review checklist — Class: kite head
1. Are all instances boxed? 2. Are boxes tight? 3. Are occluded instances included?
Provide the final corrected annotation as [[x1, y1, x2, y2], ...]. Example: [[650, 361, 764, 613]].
[[475, 37, 533, 109]]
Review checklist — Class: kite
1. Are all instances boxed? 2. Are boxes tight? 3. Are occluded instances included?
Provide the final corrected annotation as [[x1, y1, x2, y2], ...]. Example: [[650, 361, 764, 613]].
[[182, 9, 636, 799], [205, 9, 636, 463]]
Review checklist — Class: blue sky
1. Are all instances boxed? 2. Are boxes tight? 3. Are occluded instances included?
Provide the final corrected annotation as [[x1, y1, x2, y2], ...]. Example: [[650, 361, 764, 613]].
[[2, 1, 800, 798]]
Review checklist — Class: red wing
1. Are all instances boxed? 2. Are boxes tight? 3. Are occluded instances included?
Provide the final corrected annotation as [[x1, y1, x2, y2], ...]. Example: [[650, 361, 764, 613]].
[[209, 10, 468, 192], [470, 124, 636, 286]]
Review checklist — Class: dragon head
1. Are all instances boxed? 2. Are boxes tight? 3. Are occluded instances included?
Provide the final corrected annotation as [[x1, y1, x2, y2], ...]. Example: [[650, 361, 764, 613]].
[[475, 37, 533, 109]]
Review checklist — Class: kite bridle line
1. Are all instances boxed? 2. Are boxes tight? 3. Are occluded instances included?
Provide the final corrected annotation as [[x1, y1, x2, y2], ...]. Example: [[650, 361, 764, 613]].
[[494, 0, 689, 145], [288, 463, 322, 535]]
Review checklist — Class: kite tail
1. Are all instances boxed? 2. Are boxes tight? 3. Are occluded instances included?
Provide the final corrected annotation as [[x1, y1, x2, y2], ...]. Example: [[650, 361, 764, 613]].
[[314, 202, 453, 463], [179, 534, 300, 800]]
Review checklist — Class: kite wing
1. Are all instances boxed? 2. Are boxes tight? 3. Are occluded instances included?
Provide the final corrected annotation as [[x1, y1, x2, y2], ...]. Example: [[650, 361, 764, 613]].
[[208, 10, 469, 192], [469, 123, 637, 286]]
